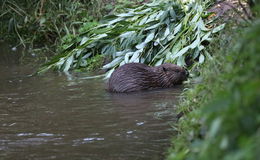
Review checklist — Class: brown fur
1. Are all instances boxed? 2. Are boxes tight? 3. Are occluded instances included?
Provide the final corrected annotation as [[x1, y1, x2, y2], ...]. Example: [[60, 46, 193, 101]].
[[108, 63, 188, 93]]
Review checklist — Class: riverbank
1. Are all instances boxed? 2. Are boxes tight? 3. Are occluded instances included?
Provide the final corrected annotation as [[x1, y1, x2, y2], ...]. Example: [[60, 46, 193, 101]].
[[1, 1, 259, 159], [166, 4, 260, 160]]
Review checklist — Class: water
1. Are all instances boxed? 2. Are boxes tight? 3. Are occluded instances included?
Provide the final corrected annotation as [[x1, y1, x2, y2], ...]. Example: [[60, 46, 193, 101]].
[[0, 43, 182, 160]]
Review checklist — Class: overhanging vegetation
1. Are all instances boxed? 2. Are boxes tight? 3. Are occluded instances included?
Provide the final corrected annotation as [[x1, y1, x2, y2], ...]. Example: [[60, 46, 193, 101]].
[[38, 0, 224, 77]]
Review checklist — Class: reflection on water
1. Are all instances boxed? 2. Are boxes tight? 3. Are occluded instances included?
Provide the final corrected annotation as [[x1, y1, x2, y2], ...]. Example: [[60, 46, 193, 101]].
[[0, 43, 182, 160]]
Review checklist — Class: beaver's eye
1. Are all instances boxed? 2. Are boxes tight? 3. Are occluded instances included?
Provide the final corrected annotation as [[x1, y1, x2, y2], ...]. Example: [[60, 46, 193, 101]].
[[175, 70, 180, 73], [163, 67, 167, 72]]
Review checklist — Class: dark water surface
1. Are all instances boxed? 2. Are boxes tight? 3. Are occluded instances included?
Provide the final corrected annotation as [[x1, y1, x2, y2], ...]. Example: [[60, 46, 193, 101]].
[[0, 43, 182, 160]]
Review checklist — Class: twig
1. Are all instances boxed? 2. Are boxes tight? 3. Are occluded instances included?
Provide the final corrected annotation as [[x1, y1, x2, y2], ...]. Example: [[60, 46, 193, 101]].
[[222, 1, 250, 23], [238, 0, 252, 20], [39, 0, 46, 17]]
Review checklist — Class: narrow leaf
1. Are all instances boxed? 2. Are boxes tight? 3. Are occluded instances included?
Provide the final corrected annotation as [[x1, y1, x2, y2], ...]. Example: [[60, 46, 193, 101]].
[[212, 24, 225, 33], [199, 53, 205, 64], [136, 42, 147, 50], [172, 45, 190, 59], [144, 32, 155, 43], [104, 68, 115, 79], [129, 50, 141, 63], [103, 56, 123, 69], [63, 56, 74, 72], [173, 23, 182, 35], [190, 36, 200, 49]]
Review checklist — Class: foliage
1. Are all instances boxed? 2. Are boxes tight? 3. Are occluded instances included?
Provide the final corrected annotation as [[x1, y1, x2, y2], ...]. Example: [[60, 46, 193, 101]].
[[0, 0, 102, 47], [85, 54, 106, 72], [0, 0, 148, 49], [38, 0, 224, 77], [166, 14, 260, 160], [104, 0, 149, 13]]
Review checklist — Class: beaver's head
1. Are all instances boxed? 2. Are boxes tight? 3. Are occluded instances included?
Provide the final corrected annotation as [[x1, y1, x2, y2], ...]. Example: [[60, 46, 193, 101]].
[[156, 63, 188, 87]]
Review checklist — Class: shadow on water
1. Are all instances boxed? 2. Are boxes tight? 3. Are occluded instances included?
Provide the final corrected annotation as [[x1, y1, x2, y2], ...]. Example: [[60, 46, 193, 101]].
[[0, 43, 183, 160]]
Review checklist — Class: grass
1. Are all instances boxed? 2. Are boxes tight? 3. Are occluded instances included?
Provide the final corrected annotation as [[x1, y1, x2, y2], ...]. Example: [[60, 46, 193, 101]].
[[166, 6, 260, 160], [0, 0, 149, 49]]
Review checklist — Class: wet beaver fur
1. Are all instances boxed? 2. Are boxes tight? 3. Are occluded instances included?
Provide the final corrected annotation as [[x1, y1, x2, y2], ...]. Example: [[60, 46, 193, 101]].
[[108, 63, 188, 93]]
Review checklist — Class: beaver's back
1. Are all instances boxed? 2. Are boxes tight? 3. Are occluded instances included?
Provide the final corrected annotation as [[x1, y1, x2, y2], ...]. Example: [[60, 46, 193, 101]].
[[108, 63, 188, 93], [108, 63, 159, 93]]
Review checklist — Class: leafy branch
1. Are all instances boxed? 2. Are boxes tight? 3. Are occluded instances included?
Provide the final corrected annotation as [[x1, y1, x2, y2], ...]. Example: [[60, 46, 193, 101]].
[[38, 0, 224, 78]]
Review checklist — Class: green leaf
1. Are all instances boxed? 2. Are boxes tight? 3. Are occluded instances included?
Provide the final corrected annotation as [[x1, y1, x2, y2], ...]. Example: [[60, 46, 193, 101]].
[[63, 55, 74, 72], [117, 12, 134, 17], [108, 17, 124, 25], [155, 58, 164, 66], [119, 31, 135, 38], [173, 23, 182, 35], [199, 45, 205, 51], [172, 45, 190, 59], [124, 52, 134, 63], [103, 56, 123, 69], [212, 24, 225, 33], [92, 33, 108, 40], [82, 53, 92, 59], [197, 18, 209, 31], [208, 118, 222, 138], [156, 10, 165, 20], [129, 50, 141, 63], [136, 42, 147, 50], [75, 49, 83, 58], [145, 23, 161, 30], [177, 55, 186, 66], [56, 58, 66, 70], [104, 68, 115, 79], [190, 35, 200, 49], [199, 53, 205, 64], [191, 12, 200, 23], [220, 136, 229, 149], [39, 17, 46, 26], [169, 8, 176, 20], [139, 16, 149, 25], [80, 37, 89, 45], [144, 32, 155, 43], [171, 41, 182, 56], [135, 8, 152, 15], [161, 26, 170, 41], [201, 32, 211, 42], [146, 12, 159, 23]]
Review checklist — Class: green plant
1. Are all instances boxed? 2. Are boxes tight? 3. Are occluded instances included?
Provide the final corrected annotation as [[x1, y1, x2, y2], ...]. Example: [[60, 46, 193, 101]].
[[38, 0, 224, 77], [105, 0, 149, 13], [86, 54, 106, 71], [167, 14, 260, 160], [0, 0, 102, 47]]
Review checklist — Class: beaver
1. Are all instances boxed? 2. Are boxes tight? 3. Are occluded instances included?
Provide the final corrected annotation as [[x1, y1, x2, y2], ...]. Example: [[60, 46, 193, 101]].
[[108, 63, 188, 93]]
